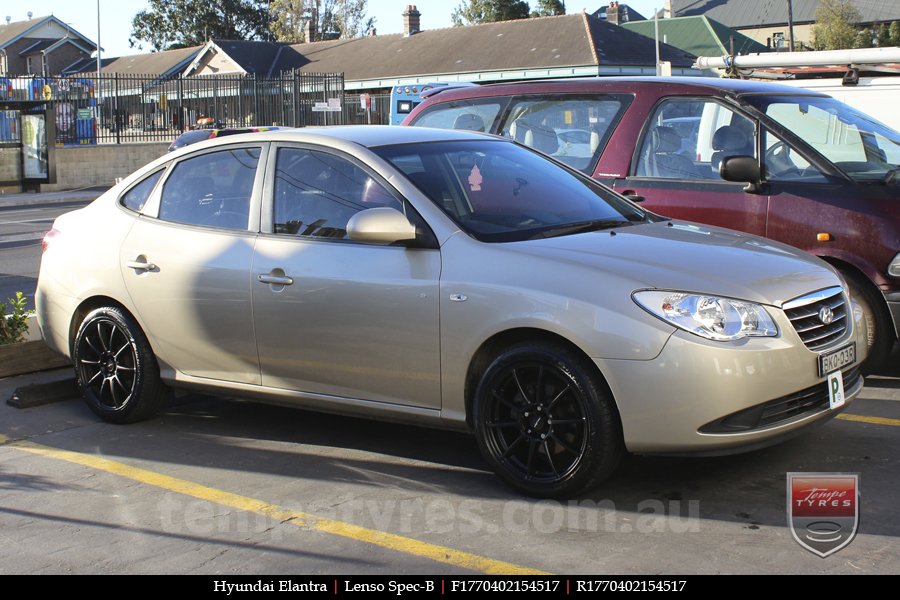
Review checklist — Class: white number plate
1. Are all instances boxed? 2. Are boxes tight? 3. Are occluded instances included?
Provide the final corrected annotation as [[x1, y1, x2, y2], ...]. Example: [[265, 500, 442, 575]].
[[827, 370, 845, 409], [818, 342, 856, 377]]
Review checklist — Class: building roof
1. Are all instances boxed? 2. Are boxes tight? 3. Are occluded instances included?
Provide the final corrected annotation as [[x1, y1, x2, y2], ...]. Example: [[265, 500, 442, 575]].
[[671, 0, 900, 28], [0, 15, 97, 51], [621, 15, 769, 57], [270, 13, 694, 79], [66, 46, 203, 76], [67, 13, 697, 84]]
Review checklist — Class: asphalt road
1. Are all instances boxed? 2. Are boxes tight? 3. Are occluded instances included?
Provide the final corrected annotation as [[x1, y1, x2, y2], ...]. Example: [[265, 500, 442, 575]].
[[1, 368, 898, 575]]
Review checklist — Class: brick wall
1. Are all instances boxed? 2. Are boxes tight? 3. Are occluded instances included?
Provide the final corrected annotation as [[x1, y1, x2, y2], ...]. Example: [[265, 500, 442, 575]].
[[41, 142, 169, 192]]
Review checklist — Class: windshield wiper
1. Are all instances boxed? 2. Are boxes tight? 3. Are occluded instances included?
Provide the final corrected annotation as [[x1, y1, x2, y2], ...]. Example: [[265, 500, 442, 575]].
[[527, 219, 632, 240]]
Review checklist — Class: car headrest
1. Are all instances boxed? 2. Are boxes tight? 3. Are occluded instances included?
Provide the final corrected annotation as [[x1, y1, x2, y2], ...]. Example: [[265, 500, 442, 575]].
[[453, 113, 486, 132], [651, 126, 681, 153], [713, 125, 749, 152]]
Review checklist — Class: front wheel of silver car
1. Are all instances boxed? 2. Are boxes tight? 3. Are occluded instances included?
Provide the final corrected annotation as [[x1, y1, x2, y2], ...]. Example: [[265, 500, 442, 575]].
[[473, 342, 624, 498], [73, 306, 167, 424]]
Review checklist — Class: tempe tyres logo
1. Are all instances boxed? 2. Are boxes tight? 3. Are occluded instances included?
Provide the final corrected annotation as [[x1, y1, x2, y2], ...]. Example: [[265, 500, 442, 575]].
[[787, 473, 859, 557]]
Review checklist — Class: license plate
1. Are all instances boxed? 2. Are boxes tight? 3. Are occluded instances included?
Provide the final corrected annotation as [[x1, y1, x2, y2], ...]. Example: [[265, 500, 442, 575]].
[[827, 370, 845, 409], [818, 342, 856, 377]]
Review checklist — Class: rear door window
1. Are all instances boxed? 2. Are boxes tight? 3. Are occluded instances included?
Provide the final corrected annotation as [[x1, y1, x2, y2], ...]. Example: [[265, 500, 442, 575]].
[[158, 147, 260, 230], [498, 95, 630, 173]]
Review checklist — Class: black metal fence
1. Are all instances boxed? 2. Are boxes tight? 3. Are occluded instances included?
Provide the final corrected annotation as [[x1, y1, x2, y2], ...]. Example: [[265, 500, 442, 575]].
[[0, 72, 345, 145], [342, 92, 391, 125]]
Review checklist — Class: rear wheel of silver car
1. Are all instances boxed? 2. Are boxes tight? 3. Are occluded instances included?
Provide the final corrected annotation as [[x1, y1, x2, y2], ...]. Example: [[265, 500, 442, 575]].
[[473, 342, 624, 498], [842, 270, 891, 375], [73, 306, 166, 423]]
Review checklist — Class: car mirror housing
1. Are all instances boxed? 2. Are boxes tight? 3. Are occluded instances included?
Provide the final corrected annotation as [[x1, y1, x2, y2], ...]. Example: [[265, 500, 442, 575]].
[[719, 155, 764, 194], [347, 207, 418, 245]]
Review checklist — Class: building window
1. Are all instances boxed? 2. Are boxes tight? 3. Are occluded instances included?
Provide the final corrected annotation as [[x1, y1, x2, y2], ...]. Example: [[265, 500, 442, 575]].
[[26, 56, 34, 74]]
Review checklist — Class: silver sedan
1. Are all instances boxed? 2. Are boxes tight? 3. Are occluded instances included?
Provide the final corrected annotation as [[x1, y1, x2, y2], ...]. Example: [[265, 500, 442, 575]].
[[36, 126, 866, 497]]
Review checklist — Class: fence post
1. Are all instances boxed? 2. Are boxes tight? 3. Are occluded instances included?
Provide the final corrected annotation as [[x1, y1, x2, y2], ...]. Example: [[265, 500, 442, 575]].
[[114, 74, 120, 145]]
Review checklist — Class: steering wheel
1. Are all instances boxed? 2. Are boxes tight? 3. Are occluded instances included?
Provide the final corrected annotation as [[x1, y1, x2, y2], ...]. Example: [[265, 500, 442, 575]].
[[765, 141, 800, 178], [214, 210, 248, 229]]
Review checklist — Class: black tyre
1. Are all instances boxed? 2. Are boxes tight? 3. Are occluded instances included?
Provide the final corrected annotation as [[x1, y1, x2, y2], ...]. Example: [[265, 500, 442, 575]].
[[842, 270, 892, 375], [73, 306, 167, 423], [473, 341, 624, 498]]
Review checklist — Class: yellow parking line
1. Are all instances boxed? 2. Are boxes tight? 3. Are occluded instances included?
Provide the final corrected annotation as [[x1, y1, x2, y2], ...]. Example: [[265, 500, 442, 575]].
[[0, 433, 545, 574], [837, 413, 900, 427]]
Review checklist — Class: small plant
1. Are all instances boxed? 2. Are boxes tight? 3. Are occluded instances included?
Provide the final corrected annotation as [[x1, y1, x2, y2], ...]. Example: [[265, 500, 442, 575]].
[[0, 292, 31, 345]]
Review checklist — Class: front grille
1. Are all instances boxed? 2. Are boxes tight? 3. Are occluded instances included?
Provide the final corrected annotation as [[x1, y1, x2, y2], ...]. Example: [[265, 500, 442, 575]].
[[783, 287, 849, 350], [700, 367, 861, 433]]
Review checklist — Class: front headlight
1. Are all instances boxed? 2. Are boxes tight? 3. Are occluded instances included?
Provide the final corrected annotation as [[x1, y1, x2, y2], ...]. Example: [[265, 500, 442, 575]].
[[634, 290, 778, 341]]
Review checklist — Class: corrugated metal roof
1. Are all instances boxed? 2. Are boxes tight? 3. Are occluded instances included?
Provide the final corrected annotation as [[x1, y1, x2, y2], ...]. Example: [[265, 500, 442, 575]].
[[672, 0, 900, 27]]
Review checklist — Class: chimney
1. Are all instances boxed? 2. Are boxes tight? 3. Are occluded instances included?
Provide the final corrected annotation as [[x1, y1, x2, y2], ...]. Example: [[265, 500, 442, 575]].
[[304, 5, 318, 43], [664, 0, 672, 19], [607, 2, 622, 25], [403, 5, 421, 36]]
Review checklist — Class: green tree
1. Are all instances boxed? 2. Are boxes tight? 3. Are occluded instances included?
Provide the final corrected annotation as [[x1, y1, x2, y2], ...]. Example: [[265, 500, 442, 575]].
[[876, 22, 891, 47], [270, 0, 368, 43], [130, 0, 272, 51], [530, 0, 566, 17], [811, 0, 863, 50], [854, 28, 873, 48], [890, 20, 900, 46], [452, 0, 530, 26]]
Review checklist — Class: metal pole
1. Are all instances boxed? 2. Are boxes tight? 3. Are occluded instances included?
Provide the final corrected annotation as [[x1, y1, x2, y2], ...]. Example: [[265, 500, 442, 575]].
[[787, 0, 795, 51], [654, 7, 661, 75], [96, 0, 102, 102]]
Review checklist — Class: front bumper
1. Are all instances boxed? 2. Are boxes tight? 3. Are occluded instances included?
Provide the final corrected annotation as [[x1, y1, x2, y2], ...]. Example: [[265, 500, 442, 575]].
[[595, 307, 866, 454]]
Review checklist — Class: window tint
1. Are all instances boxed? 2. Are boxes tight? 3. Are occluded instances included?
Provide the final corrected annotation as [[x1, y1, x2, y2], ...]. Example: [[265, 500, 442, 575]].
[[158, 148, 259, 230], [499, 96, 628, 172], [635, 98, 757, 180], [376, 140, 647, 243], [120, 170, 163, 212], [411, 100, 503, 133], [273, 148, 402, 240]]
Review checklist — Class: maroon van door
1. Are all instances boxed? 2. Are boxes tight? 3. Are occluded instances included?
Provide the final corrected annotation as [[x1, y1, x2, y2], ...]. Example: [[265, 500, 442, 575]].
[[609, 97, 768, 237], [611, 177, 768, 237]]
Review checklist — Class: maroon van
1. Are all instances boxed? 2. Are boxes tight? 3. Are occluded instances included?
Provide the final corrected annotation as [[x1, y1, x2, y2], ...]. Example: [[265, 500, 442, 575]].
[[404, 77, 900, 372]]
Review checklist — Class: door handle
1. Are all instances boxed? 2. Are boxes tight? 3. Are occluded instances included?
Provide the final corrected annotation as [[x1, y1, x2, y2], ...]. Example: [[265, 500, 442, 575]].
[[257, 274, 294, 286], [126, 259, 157, 272], [621, 190, 645, 203]]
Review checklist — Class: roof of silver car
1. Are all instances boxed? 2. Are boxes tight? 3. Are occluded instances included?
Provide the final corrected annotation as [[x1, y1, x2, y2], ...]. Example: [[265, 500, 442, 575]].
[[264, 125, 495, 148]]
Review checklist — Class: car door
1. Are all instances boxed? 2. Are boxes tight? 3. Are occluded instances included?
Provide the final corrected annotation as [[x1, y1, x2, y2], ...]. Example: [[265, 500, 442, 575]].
[[120, 144, 265, 384], [251, 144, 441, 408], [612, 97, 769, 237]]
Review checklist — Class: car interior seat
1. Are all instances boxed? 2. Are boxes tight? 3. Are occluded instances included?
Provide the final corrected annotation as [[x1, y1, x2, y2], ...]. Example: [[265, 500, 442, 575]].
[[453, 113, 486, 132], [711, 124, 755, 174], [642, 126, 702, 179]]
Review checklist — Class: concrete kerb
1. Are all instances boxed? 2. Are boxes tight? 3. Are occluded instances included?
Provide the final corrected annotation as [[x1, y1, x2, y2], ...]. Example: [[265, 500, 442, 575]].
[[0, 187, 108, 208]]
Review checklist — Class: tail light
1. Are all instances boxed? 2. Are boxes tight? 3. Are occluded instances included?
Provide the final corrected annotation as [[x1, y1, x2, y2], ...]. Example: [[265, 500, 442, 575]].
[[41, 228, 60, 253]]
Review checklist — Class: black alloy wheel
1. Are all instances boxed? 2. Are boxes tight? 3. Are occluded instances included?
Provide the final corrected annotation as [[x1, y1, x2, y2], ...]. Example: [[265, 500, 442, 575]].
[[73, 306, 166, 423], [474, 342, 623, 498]]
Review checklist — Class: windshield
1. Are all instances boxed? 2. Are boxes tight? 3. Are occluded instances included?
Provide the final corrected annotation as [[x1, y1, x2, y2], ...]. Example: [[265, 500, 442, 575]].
[[746, 94, 900, 182], [374, 140, 649, 242]]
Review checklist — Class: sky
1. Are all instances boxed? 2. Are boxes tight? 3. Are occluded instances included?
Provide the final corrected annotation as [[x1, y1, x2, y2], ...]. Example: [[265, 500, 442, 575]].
[[6, 1, 665, 57]]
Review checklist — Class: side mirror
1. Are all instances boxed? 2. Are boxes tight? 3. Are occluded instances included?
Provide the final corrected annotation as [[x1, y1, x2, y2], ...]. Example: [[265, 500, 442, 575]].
[[719, 155, 764, 194], [347, 207, 417, 245]]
